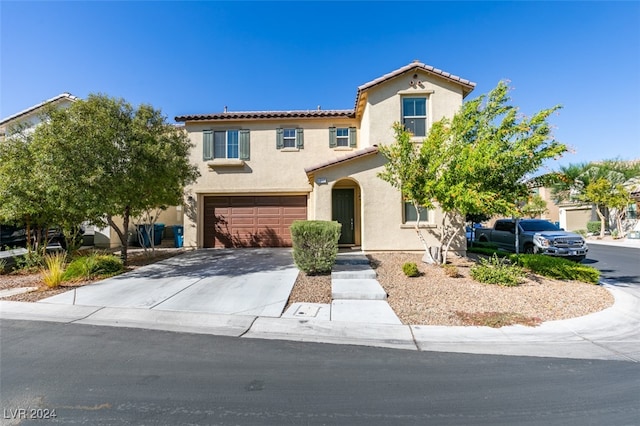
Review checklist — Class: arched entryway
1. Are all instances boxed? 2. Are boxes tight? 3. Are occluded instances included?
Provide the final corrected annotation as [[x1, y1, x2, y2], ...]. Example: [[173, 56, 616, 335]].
[[332, 179, 361, 246]]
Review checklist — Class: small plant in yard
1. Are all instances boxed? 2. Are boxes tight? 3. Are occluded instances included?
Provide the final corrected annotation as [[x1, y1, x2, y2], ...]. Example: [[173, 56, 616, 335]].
[[290, 220, 341, 275], [587, 221, 601, 235], [443, 264, 460, 278], [402, 262, 420, 277], [15, 249, 46, 272], [41, 251, 67, 288], [509, 254, 600, 284], [470, 254, 524, 286], [63, 252, 123, 282], [455, 311, 542, 328]]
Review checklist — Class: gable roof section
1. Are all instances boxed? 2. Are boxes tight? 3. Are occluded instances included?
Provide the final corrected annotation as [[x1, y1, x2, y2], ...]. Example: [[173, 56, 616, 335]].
[[176, 109, 355, 122], [0, 92, 78, 126], [304, 146, 379, 175], [353, 61, 476, 116]]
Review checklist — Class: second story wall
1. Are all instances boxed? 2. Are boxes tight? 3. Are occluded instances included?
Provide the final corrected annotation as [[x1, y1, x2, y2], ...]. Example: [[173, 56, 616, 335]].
[[360, 70, 466, 146], [185, 116, 359, 194]]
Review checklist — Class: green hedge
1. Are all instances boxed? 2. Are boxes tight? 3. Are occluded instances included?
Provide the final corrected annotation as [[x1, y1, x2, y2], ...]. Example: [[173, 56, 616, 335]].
[[587, 221, 601, 234], [290, 220, 341, 275], [509, 254, 600, 284]]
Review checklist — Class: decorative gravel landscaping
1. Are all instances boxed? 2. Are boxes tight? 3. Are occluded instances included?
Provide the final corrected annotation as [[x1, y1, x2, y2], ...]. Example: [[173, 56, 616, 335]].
[[287, 252, 614, 327]]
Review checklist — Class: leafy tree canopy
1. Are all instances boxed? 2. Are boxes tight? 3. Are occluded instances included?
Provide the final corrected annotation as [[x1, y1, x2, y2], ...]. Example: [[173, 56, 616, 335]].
[[10, 94, 201, 263], [378, 81, 567, 262]]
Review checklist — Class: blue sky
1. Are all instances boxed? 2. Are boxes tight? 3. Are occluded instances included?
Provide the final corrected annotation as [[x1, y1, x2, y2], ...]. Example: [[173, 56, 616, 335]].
[[1, 1, 638, 171]]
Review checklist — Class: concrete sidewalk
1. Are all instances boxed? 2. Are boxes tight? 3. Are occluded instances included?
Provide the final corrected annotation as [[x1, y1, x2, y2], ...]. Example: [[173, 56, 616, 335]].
[[1, 283, 638, 361]]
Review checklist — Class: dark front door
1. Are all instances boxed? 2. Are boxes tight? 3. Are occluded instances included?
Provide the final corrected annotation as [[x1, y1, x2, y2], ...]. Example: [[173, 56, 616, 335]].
[[332, 188, 355, 245]]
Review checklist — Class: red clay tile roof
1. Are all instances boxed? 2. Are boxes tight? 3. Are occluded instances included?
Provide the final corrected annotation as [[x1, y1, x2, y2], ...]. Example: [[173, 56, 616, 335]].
[[304, 146, 379, 175], [175, 61, 475, 123], [175, 109, 355, 122]]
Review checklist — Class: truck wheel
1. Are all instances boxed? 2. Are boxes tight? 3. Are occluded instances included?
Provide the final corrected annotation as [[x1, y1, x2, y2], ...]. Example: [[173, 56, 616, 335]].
[[478, 236, 488, 243], [524, 244, 535, 254]]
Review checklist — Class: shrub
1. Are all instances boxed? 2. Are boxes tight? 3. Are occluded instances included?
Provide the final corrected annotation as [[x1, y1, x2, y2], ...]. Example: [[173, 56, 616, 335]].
[[470, 254, 524, 286], [574, 229, 587, 237], [509, 254, 600, 284], [587, 221, 601, 234], [15, 249, 46, 271], [290, 220, 341, 275], [63, 253, 123, 281], [443, 264, 460, 278], [402, 262, 420, 277], [41, 251, 67, 288], [0, 258, 6, 274], [466, 246, 509, 257]]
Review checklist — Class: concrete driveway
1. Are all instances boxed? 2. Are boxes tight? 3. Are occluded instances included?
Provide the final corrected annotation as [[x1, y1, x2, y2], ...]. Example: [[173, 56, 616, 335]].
[[40, 248, 299, 317]]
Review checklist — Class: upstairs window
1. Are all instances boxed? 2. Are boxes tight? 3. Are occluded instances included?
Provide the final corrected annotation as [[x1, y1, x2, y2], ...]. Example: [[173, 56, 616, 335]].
[[329, 127, 357, 148], [203, 129, 250, 160], [402, 97, 427, 137], [276, 128, 304, 149], [283, 129, 296, 148], [215, 130, 238, 159]]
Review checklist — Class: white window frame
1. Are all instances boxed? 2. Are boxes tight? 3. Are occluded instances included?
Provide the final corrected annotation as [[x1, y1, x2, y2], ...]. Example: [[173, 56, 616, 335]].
[[402, 97, 427, 137], [283, 128, 297, 148], [214, 130, 239, 159], [336, 128, 349, 147]]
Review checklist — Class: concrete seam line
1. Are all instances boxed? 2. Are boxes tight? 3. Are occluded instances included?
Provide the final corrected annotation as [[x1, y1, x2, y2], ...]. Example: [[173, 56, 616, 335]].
[[149, 277, 205, 310], [238, 316, 258, 338], [69, 306, 106, 324], [408, 325, 420, 351]]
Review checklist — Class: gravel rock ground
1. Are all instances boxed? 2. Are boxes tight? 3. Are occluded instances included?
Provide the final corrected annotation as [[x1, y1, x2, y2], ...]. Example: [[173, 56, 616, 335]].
[[287, 252, 614, 326]]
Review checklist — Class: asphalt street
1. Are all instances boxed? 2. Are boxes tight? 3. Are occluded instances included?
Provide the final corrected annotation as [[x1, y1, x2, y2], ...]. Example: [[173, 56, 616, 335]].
[[1, 320, 639, 426]]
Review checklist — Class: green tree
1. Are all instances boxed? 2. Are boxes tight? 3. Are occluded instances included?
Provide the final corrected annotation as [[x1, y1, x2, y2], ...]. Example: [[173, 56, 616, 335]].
[[379, 81, 567, 263], [583, 178, 631, 237], [548, 159, 640, 235], [32, 94, 200, 264], [520, 194, 548, 218], [0, 124, 61, 251]]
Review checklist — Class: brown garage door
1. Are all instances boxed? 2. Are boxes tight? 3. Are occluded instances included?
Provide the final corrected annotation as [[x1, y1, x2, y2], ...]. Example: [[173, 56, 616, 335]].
[[203, 196, 307, 248]]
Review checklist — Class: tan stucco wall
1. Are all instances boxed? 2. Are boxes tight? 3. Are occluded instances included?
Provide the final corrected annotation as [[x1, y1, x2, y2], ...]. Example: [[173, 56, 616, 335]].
[[94, 206, 184, 248], [362, 71, 465, 146], [183, 117, 361, 247], [182, 68, 467, 253], [537, 187, 560, 223], [308, 154, 465, 254]]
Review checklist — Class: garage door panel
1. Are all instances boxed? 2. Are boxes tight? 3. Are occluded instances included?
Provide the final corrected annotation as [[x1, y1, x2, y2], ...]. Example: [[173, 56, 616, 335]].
[[203, 196, 307, 248]]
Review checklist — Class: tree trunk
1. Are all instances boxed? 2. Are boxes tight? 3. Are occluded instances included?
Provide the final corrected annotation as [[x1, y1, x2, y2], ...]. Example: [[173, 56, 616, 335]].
[[107, 205, 131, 266], [595, 206, 606, 238], [414, 202, 435, 264]]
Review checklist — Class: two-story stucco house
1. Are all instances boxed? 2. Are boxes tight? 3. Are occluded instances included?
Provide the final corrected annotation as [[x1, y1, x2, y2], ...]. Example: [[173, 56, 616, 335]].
[[176, 61, 476, 254]]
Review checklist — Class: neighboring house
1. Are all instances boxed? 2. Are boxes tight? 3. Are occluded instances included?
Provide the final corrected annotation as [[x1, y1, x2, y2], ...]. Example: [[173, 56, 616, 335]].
[[0, 94, 183, 248], [176, 61, 476, 254], [0, 93, 78, 140]]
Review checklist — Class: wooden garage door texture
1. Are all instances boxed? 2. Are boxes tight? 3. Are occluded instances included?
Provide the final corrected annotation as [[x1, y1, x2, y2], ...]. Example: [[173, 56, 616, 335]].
[[203, 196, 307, 248]]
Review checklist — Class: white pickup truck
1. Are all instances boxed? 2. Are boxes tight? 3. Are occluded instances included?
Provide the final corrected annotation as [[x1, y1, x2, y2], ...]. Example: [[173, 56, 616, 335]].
[[474, 219, 588, 261]]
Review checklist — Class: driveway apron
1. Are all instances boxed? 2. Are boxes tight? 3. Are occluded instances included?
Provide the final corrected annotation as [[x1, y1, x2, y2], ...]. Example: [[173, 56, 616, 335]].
[[40, 248, 299, 317]]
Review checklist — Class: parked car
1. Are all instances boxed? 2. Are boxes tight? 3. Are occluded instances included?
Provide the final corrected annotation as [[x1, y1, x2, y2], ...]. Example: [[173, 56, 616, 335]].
[[0, 223, 80, 251], [0, 224, 30, 249], [474, 219, 588, 261]]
